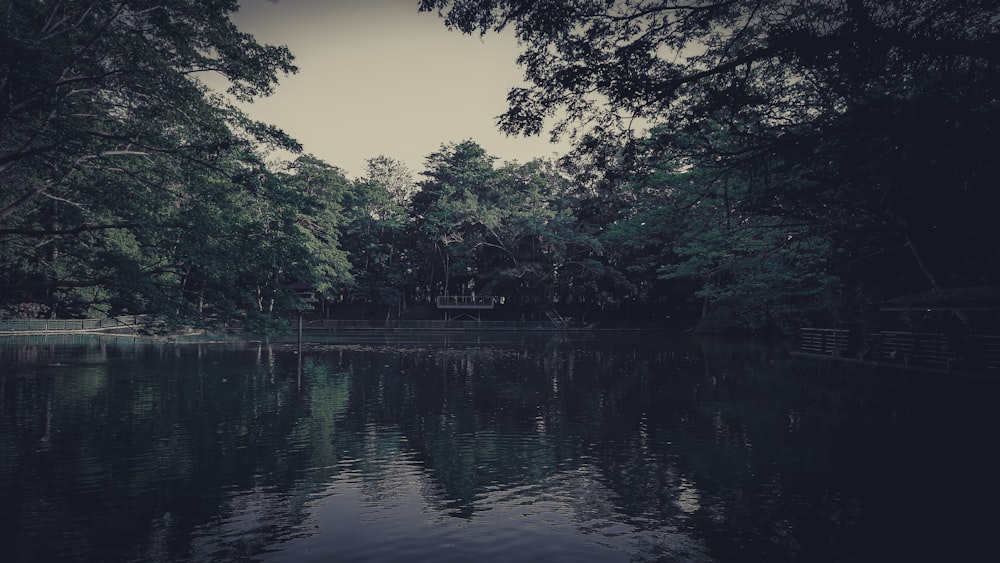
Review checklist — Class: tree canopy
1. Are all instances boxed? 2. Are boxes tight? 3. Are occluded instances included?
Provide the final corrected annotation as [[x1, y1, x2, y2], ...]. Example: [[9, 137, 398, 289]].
[[0, 0, 342, 324], [419, 0, 1000, 329], [5, 0, 997, 333]]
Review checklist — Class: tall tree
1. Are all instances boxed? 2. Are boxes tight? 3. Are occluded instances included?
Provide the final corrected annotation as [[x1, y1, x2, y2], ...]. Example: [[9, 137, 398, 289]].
[[411, 141, 603, 317], [338, 156, 415, 314], [411, 140, 500, 298], [280, 155, 353, 298], [363, 155, 417, 210]]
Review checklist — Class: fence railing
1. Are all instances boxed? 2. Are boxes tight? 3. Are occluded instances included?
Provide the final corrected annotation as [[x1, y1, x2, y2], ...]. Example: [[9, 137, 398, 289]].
[[434, 295, 496, 309], [0, 315, 150, 333], [798, 328, 850, 356], [877, 331, 960, 369], [969, 334, 1000, 371], [302, 319, 570, 331], [798, 327, 999, 374]]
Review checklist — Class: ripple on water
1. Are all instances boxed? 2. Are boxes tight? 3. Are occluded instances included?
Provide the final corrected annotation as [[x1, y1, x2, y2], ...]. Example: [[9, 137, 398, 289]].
[[254, 438, 714, 563]]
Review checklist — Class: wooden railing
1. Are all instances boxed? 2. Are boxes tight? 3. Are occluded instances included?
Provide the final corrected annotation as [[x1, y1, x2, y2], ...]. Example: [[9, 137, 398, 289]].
[[302, 319, 569, 330], [434, 295, 496, 309], [969, 334, 1000, 371], [798, 328, 850, 356], [0, 315, 150, 334], [797, 327, 1000, 374], [877, 331, 960, 369]]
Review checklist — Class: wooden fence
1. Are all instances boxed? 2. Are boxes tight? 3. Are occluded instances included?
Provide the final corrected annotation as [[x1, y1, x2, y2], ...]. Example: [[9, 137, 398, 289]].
[[969, 334, 1000, 371], [434, 295, 497, 309], [876, 331, 960, 369], [798, 328, 850, 356], [304, 319, 564, 331], [0, 315, 150, 334], [798, 327, 1000, 374]]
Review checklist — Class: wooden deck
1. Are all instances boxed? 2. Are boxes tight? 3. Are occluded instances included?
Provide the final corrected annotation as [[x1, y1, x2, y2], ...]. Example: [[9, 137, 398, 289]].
[[434, 295, 496, 321]]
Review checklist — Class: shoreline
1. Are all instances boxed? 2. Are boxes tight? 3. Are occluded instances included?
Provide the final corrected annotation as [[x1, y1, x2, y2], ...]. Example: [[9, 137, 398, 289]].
[[0, 319, 680, 337]]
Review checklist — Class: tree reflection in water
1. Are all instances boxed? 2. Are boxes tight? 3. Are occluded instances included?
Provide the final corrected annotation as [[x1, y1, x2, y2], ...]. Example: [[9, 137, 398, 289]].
[[1, 333, 997, 562]]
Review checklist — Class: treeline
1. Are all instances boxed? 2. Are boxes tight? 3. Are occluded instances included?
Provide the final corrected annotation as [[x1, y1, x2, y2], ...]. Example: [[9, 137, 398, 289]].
[[3, 1, 997, 333]]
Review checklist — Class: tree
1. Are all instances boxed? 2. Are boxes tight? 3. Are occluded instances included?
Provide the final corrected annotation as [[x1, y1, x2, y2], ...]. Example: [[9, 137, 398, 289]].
[[409, 141, 605, 318], [464, 158, 587, 313], [420, 0, 1000, 318], [363, 155, 417, 210], [652, 165, 836, 333], [279, 155, 353, 299], [338, 156, 415, 315], [411, 140, 500, 298], [0, 0, 307, 322]]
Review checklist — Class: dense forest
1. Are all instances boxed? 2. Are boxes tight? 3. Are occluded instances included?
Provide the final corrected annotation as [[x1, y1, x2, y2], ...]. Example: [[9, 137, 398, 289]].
[[2, 0, 998, 333]]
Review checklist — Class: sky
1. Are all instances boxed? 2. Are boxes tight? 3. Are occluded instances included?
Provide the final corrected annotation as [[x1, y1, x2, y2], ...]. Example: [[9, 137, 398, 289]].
[[229, 0, 571, 179]]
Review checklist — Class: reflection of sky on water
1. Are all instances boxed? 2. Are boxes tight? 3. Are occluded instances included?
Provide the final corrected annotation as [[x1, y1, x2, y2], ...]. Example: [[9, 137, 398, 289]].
[[255, 451, 709, 563], [2, 333, 998, 562]]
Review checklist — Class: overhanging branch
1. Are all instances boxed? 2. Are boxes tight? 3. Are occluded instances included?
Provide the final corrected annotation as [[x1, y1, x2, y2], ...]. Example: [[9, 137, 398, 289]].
[[0, 222, 178, 237]]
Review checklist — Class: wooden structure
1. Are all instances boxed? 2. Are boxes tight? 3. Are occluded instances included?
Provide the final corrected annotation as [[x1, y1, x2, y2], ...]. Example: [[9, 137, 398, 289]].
[[875, 331, 960, 369], [288, 282, 318, 309], [288, 282, 317, 348], [873, 286, 1000, 372], [798, 328, 850, 357], [794, 328, 1000, 376], [794, 285, 1000, 374], [435, 295, 495, 321], [0, 315, 150, 335]]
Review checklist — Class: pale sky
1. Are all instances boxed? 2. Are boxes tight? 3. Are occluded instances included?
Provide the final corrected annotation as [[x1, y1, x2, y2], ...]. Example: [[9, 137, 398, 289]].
[[229, 0, 570, 179]]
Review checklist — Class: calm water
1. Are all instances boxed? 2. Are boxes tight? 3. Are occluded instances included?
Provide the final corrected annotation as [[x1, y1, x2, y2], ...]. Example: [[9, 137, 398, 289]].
[[1, 332, 997, 562]]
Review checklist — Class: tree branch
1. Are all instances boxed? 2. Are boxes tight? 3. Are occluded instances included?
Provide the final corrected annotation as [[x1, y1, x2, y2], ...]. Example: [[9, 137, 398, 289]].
[[0, 183, 51, 224], [0, 222, 170, 237]]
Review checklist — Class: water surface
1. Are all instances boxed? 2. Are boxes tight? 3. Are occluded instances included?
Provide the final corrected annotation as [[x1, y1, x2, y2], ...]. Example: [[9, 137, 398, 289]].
[[1, 332, 997, 562]]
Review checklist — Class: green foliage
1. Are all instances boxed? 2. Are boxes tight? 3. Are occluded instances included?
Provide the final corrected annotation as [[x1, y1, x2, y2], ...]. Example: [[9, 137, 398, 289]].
[[280, 155, 353, 297], [420, 0, 1000, 329], [410, 141, 500, 296], [0, 0, 342, 326], [7, 0, 992, 331], [338, 156, 416, 310], [406, 141, 600, 315]]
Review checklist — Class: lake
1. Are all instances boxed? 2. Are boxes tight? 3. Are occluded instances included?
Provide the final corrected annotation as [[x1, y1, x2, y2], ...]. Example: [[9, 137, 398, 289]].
[[1, 332, 997, 562]]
